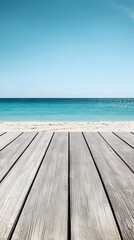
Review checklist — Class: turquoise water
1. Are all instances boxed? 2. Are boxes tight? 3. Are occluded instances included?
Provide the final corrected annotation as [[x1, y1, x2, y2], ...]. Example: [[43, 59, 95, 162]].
[[0, 98, 134, 121]]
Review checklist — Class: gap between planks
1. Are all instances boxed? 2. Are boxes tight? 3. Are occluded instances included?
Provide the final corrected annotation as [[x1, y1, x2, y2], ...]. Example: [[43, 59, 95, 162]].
[[0, 132, 38, 183], [99, 132, 134, 174]]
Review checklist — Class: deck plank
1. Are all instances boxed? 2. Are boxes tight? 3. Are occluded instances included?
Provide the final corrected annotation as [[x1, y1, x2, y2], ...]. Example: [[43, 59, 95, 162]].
[[70, 133, 120, 240], [0, 132, 22, 151], [12, 132, 68, 240], [100, 132, 134, 172], [84, 132, 134, 240], [0, 132, 37, 182], [0, 132, 53, 240], [114, 132, 134, 148]]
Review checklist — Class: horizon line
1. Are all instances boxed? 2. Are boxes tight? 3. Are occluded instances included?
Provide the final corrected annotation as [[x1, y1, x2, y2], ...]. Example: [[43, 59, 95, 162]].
[[0, 97, 134, 99]]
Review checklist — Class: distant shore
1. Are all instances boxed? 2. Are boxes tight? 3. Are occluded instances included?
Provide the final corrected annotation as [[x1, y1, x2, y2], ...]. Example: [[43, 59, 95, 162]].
[[0, 121, 134, 132]]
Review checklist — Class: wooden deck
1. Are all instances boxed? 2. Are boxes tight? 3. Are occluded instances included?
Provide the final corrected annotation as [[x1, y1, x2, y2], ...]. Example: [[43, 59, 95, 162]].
[[0, 132, 134, 240]]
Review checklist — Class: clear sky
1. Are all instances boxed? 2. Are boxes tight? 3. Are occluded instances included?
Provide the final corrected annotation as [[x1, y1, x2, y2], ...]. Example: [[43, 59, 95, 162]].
[[0, 0, 134, 98]]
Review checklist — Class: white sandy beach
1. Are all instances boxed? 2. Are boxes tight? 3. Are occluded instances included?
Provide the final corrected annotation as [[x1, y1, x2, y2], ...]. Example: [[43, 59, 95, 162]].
[[0, 121, 134, 132]]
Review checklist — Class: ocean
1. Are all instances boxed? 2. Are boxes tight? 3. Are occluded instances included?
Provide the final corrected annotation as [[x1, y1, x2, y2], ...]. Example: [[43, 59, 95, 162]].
[[0, 98, 134, 121]]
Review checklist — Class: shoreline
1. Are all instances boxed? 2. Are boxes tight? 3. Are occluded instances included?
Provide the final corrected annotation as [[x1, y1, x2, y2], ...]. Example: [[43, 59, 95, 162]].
[[0, 121, 134, 132]]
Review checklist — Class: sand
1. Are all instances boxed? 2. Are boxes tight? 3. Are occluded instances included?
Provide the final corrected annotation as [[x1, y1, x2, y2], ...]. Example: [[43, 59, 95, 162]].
[[0, 121, 134, 132]]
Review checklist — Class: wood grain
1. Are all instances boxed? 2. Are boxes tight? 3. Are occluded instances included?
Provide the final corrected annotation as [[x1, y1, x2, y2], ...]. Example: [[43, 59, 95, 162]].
[[70, 133, 120, 240], [100, 132, 134, 172], [0, 132, 22, 151], [0, 132, 53, 240], [12, 132, 68, 240], [0, 132, 37, 182], [84, 132, 134, 240]]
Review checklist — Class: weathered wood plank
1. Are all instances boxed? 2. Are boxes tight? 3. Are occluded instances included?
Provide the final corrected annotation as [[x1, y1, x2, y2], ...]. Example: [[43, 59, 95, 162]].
[[100, 132, 134, 172], [70, 133, 120, 240], [84, 132, 134, 240], [0, 132, 53, 240], [0, 132, 22, 151], [0, 132, 37, 182], [114, 132, 134, 148], [12, 132, 68, 240]]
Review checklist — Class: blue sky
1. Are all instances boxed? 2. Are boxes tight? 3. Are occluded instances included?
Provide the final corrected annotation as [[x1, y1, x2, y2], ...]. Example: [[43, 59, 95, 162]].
[[0, 0, 134, 97]]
